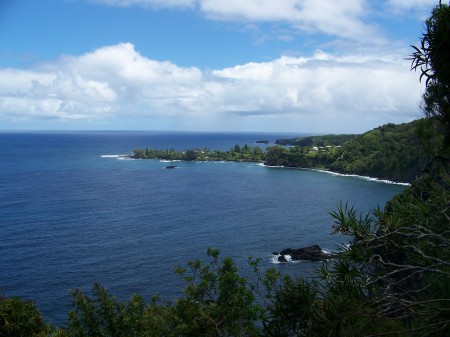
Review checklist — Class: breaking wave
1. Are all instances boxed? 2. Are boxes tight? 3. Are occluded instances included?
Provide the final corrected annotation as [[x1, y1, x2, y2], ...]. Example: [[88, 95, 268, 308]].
[[100, 154, 129, 160], [312, 169, 411, 186]]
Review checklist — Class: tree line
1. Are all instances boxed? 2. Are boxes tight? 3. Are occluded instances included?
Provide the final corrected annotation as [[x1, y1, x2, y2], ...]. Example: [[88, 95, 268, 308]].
[[132, 144, 265, 163]]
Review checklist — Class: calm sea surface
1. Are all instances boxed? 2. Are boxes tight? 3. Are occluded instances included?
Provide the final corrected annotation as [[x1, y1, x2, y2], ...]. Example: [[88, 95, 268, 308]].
[[0, 131, 407, 325]]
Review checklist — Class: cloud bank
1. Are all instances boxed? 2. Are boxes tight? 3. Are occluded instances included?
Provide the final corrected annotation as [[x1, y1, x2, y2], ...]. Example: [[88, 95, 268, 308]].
[[0, 43, 423, 132]]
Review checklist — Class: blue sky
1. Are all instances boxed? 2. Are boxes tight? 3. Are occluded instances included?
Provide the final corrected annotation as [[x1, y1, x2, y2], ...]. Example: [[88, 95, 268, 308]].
[[0, 0, 440, 133]]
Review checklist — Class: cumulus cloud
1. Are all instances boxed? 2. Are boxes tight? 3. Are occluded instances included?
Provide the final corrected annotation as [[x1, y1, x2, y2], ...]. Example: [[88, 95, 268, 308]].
[[212, 51, 422, 118], [0, 43, 423, 131], [0, 43, 206, 121]]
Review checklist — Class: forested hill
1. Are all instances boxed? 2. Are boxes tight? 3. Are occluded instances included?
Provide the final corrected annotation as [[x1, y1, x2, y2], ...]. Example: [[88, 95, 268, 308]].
[[275, 133, 358, 146], [267, 119, 429, 183], [329, 120, 429, 182]]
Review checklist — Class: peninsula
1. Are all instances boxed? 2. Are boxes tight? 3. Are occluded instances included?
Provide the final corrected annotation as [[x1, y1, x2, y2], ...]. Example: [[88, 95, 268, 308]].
[[131, 143, 265, 163], [130, 119, 430, 183]]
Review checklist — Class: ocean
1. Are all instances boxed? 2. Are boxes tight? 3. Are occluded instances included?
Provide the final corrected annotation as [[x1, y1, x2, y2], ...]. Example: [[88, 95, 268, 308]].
[[0, 131, 407, 326]]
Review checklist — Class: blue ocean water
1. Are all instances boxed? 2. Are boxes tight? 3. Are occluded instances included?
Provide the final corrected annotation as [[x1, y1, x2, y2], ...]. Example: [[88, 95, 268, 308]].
[[0, 131, 407, 326]]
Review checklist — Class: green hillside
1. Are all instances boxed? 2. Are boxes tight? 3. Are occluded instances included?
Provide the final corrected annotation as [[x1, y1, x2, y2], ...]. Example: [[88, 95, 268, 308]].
[[275, 133, 358, 147], [329, 120, 429, 182], [267, 119, 430, 183]]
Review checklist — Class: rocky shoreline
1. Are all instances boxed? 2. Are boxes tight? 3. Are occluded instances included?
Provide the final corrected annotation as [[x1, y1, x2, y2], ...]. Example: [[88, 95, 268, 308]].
[[273, 245, 338, 262]]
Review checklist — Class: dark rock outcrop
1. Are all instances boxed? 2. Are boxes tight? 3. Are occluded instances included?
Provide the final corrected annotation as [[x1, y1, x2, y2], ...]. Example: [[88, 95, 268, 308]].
[[279, 245, 336, 261]]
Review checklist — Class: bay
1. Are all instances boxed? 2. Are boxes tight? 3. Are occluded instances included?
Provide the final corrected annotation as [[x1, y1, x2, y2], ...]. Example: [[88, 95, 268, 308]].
[[0, 131, 407, 326]]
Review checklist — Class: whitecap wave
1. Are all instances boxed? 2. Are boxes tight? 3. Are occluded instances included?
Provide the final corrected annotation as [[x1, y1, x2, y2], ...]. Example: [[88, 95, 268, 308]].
[[100, 154, 129, 159], [160, 159, 181, 163], [270, 254, 304, 264], [321, 248, 332, 255], [262, 164, 285, 168], [313, 169, 411, 186], [259, 164, 410, 185]]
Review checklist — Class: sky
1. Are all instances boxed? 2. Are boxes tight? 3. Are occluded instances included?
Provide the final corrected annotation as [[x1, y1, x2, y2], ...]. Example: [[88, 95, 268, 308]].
[[0, 0, 441, 133]]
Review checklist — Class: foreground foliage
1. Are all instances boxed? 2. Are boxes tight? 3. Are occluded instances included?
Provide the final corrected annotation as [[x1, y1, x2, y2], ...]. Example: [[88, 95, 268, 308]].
[[0, 297, 50, 337]]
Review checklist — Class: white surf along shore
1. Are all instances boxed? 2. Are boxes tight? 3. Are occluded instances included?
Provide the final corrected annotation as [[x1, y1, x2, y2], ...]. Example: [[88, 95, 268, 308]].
[[257, 163, 411, 186], [101, 154, 411, 187]]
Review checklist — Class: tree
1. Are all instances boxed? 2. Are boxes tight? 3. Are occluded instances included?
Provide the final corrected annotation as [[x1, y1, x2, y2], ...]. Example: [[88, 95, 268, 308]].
[[307, 3, 450, 335], [172, 248, 262, 336], [264, 146, 285, 166], [184, 149, 198, 161], [67, 283, 148, 337], [263, 3, 450, 335], [0, 297, 51, 337], [410, 1, 450, 146], [64, 249, 263, 337]]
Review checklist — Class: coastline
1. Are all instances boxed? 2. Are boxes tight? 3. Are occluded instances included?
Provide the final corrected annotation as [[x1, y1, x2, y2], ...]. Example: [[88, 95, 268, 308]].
[[310, 168, 412, 186], [105, 154, 411, 186], [263, 164, 411, 186]]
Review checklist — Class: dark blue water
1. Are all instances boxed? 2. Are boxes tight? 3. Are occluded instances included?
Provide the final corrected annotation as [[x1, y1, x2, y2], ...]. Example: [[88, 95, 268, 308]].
[[0, 131, 407, 326]]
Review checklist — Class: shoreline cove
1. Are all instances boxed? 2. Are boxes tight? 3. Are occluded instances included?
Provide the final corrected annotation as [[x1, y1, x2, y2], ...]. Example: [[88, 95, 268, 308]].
[[103, 154, 411, 186], [259, 163, 411, 186], [311, 169, 412, 186]]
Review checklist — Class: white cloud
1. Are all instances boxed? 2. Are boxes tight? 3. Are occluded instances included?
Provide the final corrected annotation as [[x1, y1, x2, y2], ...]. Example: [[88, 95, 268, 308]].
[[0, 43, 423, 132], [212, 51, 422, 119], [200, 0, 380, 42], [50, 72, 118, 102], [0, 43, 206, 121]]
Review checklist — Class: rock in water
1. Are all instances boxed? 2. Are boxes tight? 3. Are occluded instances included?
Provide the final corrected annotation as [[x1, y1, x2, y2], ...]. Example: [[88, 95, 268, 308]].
[[279, 245, 334, 261]]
